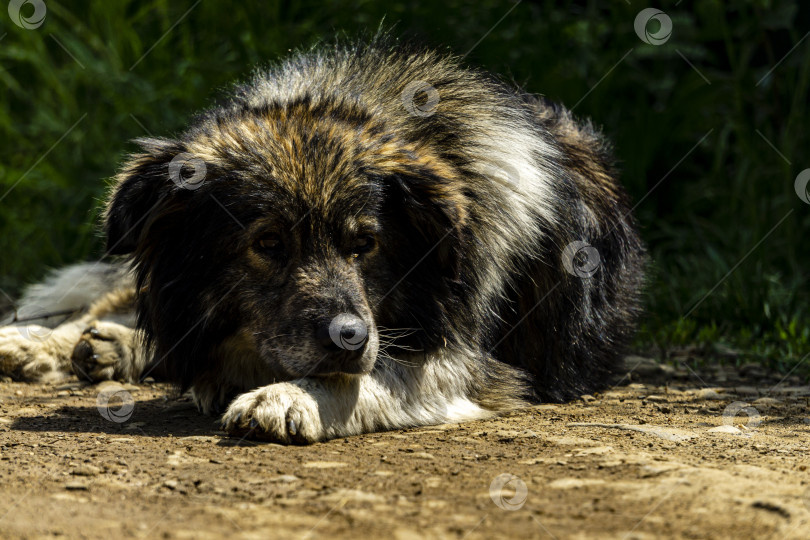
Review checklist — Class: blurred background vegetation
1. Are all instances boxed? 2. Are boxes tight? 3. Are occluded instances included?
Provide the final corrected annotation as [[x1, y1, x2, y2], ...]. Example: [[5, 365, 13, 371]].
[[1, 0, 808, 373]]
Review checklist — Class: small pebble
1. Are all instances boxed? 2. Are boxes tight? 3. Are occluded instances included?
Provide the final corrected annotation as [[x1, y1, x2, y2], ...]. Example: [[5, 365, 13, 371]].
[[696, 389, 724, 400], [72, 465, 100, 477], [708, 425, 742, 434], [269, 475, 299, 483]]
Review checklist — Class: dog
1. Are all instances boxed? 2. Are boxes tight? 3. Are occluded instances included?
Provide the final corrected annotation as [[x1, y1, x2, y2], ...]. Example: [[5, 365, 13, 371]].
[[0, 35, 645, 443]]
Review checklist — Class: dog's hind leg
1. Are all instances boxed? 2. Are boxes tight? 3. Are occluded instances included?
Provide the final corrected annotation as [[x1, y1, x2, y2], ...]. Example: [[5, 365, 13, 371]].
[[0, 284, 145, 383], [69, 287, 152, 383], [0, 314, 96, 382]]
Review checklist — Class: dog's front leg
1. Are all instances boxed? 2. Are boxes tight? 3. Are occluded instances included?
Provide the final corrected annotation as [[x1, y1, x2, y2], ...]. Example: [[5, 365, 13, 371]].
[[220, 352, 503, 444]]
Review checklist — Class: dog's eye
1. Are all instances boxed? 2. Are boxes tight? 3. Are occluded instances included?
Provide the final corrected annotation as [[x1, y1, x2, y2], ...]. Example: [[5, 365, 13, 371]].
[[255, 233, 282, 253], [351, 234, 376, 257]]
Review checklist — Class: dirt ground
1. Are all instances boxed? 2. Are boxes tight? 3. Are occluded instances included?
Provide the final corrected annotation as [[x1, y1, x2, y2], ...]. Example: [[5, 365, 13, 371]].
[[1, 356, 809, 540]]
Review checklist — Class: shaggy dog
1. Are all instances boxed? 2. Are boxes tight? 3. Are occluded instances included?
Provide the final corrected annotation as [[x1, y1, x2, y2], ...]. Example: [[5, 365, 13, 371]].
[[0, 36, 645, 443]]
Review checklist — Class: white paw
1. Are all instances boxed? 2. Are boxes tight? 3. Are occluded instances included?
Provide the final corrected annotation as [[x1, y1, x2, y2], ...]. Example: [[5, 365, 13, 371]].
[[0, 325, 67, 382], [220, 382, 324, 444]]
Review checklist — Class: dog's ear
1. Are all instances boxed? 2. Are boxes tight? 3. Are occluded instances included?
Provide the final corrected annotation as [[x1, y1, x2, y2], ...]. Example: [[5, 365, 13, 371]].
[[104, 138, 186, 255], [391, 173, 468, 281]]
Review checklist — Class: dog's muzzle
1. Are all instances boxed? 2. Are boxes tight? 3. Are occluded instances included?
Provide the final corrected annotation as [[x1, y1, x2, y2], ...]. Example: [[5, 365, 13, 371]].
[[313, 313, 370, 374]]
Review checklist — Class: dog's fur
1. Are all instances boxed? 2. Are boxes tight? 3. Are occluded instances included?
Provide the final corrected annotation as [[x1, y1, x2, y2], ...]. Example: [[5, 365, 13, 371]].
[[0, 36, 645, 443]]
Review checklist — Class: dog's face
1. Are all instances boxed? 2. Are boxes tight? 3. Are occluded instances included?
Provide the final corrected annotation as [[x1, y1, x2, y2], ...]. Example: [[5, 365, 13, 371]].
[[234, 187, 382, 378], [104, 98, 469, 385]]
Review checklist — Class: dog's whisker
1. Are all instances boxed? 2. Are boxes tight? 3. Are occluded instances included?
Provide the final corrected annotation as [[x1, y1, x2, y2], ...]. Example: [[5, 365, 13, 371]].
[[377, 352, 420, 368], [377, 338, 421, 348], [252, 332, 294, 341], [377, 331, 419, 340], [376, 327, 420, 332], [378, 333, 418, 341], [379, 342, 423, 353]]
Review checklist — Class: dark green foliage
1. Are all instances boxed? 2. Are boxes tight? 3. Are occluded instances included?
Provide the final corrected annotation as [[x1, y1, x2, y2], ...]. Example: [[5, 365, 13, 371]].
[[1, 0, 807, 371]]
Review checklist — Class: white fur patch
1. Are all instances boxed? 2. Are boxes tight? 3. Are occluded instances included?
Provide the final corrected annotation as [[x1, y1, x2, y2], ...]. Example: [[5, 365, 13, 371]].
[[221, 346, 496, 442], [17, 262, 133, 326]]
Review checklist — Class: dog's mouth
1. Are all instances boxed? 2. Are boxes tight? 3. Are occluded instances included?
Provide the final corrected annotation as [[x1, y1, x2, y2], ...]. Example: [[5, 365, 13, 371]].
[[310, 327, 380, 377], [308, 351, 376, 377], [256, 321, 380, 379]]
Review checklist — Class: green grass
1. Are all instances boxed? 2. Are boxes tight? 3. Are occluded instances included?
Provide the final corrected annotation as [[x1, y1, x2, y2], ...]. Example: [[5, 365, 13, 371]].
[[1, 0, 808, 373]]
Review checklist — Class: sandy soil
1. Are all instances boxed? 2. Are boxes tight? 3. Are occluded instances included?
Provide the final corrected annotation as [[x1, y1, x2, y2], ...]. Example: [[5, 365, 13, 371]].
[[1, 357, 809, 540]]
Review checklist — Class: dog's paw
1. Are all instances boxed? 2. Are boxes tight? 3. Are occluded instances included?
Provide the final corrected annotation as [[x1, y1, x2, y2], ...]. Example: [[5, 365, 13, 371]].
[[70, 322, 136, 382], [0, 325, 67, 382], [220, 382, 324, 444]]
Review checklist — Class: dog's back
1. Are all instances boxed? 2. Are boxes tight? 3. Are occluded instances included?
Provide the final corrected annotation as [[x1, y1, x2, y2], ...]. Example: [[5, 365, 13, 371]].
[[490, 97, 645, 402]]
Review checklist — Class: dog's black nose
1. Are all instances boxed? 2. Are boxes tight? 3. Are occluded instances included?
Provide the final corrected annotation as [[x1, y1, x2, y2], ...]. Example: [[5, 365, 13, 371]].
[[316, 314, 368, 353]]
